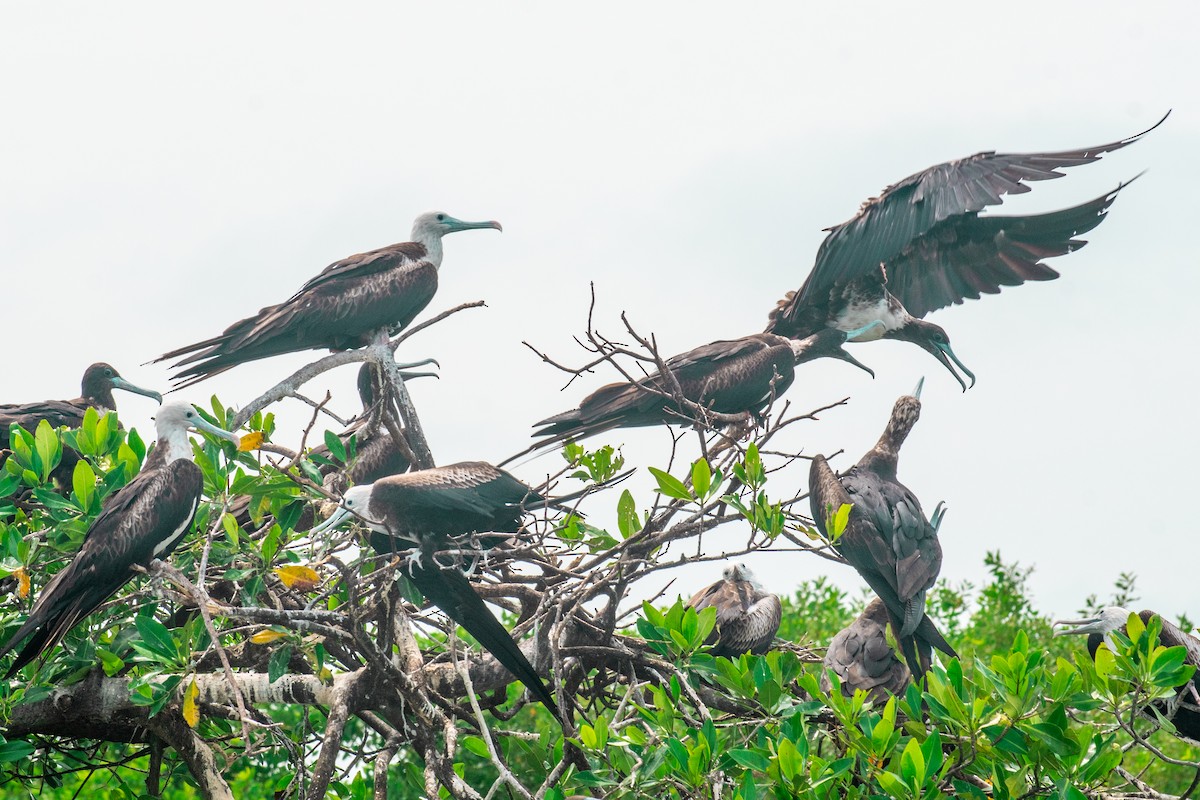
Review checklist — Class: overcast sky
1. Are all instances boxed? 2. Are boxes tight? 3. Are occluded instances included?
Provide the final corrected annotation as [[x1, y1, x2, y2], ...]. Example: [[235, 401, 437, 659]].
[[2, 2, 1197, 624]]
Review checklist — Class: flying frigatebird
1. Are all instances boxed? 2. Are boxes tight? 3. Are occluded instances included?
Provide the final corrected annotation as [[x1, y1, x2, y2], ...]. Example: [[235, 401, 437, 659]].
[[520, 324, 880, 461], [767, 115, 1166, 390], [310, 461, 611, 717], [809, 379, 956, 676], [0, 401, 239, 676], [0, 362, 162, 432], [154, 212, 502, 388], [821, 597, 911, 703], [1055, 606, 1200, 743], [686, 563, 782, 657]]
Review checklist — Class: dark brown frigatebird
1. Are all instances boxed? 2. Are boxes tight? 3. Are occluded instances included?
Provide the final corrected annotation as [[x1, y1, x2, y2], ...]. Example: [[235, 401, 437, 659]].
[[0, 401, 239, 676], [0, 362, 162, 432], [686, 563, 782, 657], [767, 115, 1166, 390], [521, 324, 880, 460], [1055, 607, 1200, 743], [821, 597, 911, 703], [310, 461, 605, 717], [317, 363, 413, 497], [809, 379, 956, 676], [154, 212, 502, 388]]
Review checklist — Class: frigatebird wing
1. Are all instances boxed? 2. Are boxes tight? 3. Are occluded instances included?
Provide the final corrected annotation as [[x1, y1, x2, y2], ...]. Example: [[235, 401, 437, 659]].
[[768, 115, 1163, 334], [369, 463, 537, 541], [0, 400, 87, 431]]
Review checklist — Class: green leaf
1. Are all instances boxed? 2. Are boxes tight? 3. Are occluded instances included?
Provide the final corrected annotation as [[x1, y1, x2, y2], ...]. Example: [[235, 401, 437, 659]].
[[134, 616, 180, 664], [0, 740, 35, 763], [616, 489, 640, 539], [900, 737, 925, 787], [34, 420, 61, 482], [72, 459, 96, 513], [727, 748, 770, 772], [691, 459, 711, 498], [461, 736, 489, 758], [829, 503, 853, 541], [647, 467, 690, 501], [776, 738, 799, 783], [96, 648, 125, 677], [323, 430, 346, 463], [268, 644, 292, 683]]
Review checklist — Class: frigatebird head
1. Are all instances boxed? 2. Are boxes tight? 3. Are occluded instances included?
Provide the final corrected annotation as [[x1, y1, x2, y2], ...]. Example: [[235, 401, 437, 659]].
[[723, 562, 769, 590], [790, 323, 881, 377], [82, 362, 163, 405], [310, 484, 385, 537], [152, 402, 241, 446], [888, 320, 976, 392], [411, 211, 503, 242], [1053, 606, 1133, 638]]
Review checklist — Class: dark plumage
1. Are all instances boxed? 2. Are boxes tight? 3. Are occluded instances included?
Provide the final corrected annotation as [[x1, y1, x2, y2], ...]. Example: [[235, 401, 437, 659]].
[[1055, 607, 1200, 743], [524, 327, 876, 458], [154, 212, 501, 388], [0, 403, 238, 676], [767, 116, 1165, 390], [822, 597, 911, 702], [686, 563, 781, 657], [809, 380, 956, 676], [318, 363, 413, 496], [311, 461, 606, 717], [0, 362, 161, 432]]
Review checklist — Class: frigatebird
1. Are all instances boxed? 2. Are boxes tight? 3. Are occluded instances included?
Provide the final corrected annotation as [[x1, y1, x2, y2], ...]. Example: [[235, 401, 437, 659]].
[[821, 597, 911, 703], [318, 363, 412, 497], [767, 116, 1165, 390], [154, 212, 502, 388], [809, 379, 956, 675], [522, 324, 879, 459], [0, 362, 162, 432], [0, 402, 239, 676], [1055, 607, 1200, 743], [686, 563, 781, 657], [310, 461, 600, 716]]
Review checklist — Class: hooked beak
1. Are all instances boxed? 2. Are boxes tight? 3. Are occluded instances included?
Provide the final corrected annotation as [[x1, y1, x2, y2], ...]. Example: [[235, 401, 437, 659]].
[[310, 505, 354, 537], [111, 376, 163, 404], [844, 321, 886, 342], [1052, 616, 1104, 637], [923, 341, 976, 392], [930, 500, 947, 532], [445, 216, 503, 233], [834, 348, 875, 378], [188, 415, 241, 447]]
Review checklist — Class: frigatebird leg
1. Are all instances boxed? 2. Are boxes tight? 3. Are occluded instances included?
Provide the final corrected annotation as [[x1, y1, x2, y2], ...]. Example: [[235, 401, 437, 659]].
[[912, 377, 925, 400], [110, 376, 164, 404], [930, 500, 947, 532]]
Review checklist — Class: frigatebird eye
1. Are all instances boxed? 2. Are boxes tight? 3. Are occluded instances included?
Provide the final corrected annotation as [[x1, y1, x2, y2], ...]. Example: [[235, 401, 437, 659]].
[[105, 369, 113, 377], [436, 214, 445, 222]]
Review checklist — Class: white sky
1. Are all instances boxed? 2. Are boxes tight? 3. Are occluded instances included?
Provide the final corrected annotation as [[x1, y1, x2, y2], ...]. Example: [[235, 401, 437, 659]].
[[2, 2, 1197, 623]]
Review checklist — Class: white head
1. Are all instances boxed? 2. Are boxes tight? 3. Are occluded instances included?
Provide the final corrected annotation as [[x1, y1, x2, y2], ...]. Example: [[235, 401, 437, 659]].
[[723, 563, 765, 589], [310, 483, 385, 536], [410, 211, 502, 243], [152, 401, 240, 462], [1054, 606, 1134, 651]]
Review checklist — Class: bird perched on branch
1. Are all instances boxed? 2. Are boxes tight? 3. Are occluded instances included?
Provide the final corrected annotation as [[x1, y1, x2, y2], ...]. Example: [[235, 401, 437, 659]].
[[767, 115, 1166, 390], [1055, 606, 1200, 743], [0, 362, 161, 432], [809, 379, 956, 676], [311, 461, 619, 719], [686, 563, 781, 657], [154, 212, 501, 388], [517, 324, 879, 462], [822, 597, 911, 703], [0, 402, 239, 676]]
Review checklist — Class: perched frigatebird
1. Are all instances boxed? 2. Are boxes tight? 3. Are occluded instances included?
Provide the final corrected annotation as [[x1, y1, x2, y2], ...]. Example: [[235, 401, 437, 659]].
[[1055, 606, 1200, 743], [311, 461, 604, 716], [767, 116, 1165, 390], [318, 363, 413, 497], [809, 379, 956, 675], [522, 325, 880, 459], [154, 212, 502, 388], [0, 402, 239, 676], [686, 563, 781, 657], [821, 597, 911, 703], [0, 362, 162, 432]]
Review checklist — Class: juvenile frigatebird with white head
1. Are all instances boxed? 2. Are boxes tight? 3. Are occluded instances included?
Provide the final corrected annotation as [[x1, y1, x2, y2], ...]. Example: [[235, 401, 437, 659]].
[[767, 115, 1166, 389], [1056, 606, 1200, 743], [822, 597, 912, 703], [154, 212, 502, 388], [515, 324, 881, 463], [809, 379, 956, 676], [0, 401, 239, 676], [686, 563, 782, 657], [310, 461, 618, 719], [0, 362, 162, 432]]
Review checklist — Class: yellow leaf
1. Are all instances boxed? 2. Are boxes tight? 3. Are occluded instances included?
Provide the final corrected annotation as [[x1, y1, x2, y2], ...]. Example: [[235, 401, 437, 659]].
[[237, 431, 265, 452], [250, 629, 288, 645], [182, 676, 200, 728], [274, 564, 320, 592], [15, 567, 30, 600]]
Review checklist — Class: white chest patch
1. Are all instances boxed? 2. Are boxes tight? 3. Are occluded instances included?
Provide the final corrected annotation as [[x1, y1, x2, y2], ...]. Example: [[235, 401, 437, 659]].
[[836, 300, 907, 341]]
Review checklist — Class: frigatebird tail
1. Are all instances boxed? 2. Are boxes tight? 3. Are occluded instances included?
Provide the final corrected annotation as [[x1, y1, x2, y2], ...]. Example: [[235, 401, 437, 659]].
[[407, 560, 560, 717]]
